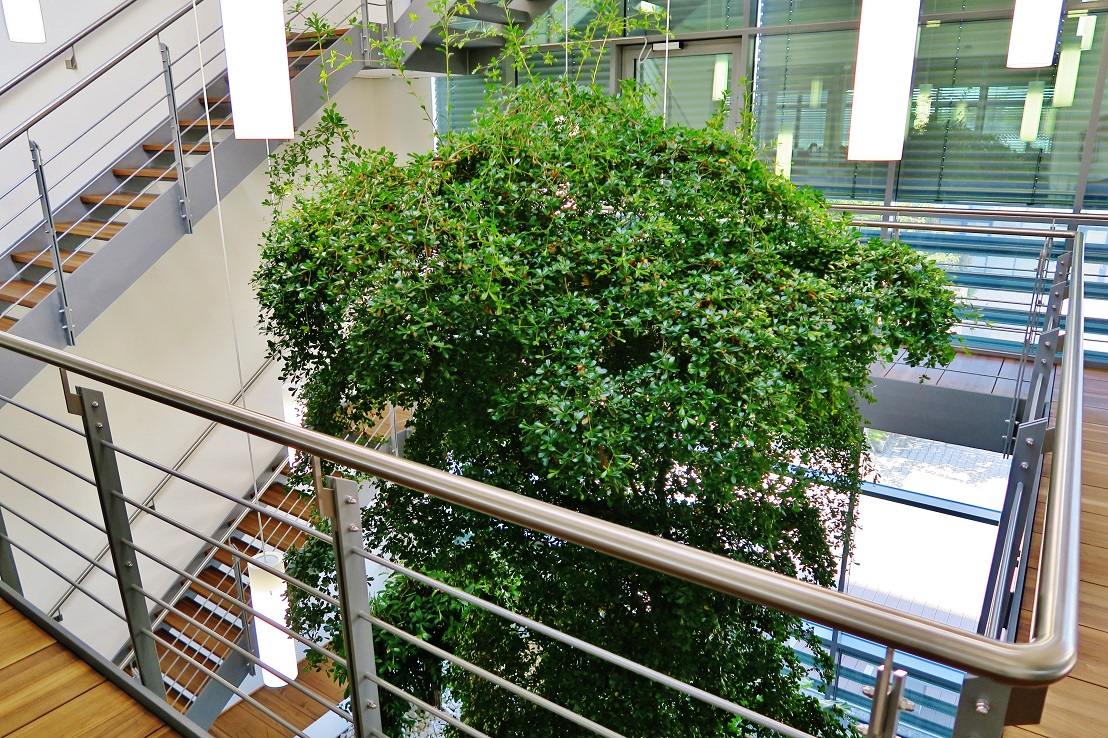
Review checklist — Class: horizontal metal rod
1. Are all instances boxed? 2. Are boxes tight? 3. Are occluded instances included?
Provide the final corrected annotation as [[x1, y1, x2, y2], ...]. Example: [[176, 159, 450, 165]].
[[0, 431, 94, 485], [134, 586, 352, 721], [145, 630, 314, 738], [103, 440, 329, 546], [0, 532, 126, 620], [850, 220, 1077, 240], [355, 548, 821, 736], [0, 392, 85, 435], [363, 613, 630, 738], [113, 491, 340, 609], [0, 323, 1081, 685], [0, 467, 106, 534], [124, 535, 346, 666], [365, 671, 491, 738], [832, 203, 1108, 227], [0, 501, 117, 578]]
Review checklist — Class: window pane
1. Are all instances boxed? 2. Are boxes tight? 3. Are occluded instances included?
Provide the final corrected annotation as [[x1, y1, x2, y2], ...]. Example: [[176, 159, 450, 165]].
[[635, 53, 732, 128], [897, 15, 1105, 208], [758, 0, 860, 26], [753, 30, 886, 201]]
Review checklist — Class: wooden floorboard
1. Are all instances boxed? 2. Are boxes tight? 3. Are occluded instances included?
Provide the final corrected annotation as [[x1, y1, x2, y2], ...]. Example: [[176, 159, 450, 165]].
[[209, 659, 346, 738], [0, 599, 182, 737], [1005, 368, 1108, 737]]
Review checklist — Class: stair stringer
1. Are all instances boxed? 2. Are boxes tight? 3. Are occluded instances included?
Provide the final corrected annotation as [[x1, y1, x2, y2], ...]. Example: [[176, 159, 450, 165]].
[[0, 36, 365, 402]]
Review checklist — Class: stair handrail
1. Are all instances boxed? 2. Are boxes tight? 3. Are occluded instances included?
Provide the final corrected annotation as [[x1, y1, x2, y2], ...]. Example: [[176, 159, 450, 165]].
[[0, 0, 211, 152], [0, 0, 145, 99], [0, 231, 1084, 687]]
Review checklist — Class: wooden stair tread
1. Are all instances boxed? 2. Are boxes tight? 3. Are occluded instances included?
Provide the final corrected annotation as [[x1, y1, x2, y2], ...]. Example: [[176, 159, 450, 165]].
[[9, 250, 90, 272], [142, 142, 213, 154], [211, 539, 261, 569], [0, 317, 15, 332], [156, 638, 215, 697], [112, 166, 179, 180], [54, 221, 123, 240], [288, 48, 323, 59], [260, 484, 314, 521], [0, 280, 52, 308], [188, 566, 241, 602], [178, 118, 231, 128], [287, 27, 350, 41], [163, 600, 242, 658], [235, 512, 308, 551], [80, 192, 157, 209]]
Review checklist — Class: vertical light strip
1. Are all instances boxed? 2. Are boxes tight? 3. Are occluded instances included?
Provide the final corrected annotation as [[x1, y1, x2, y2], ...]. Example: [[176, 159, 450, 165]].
[[1078, 15, 1097, 52], [913, 83, 933, 130], [1007, 0, 1064, 68], [219, 0, 294, 140], [712, 56, 729, 101], [809, 78, 823, 108], [847, 0, 923, 162], [775, 129, 794, 179], [1020, 81, 1045, 142], [248, 554, 299, 687], [1053, 42, 1082, 108], [1, 0, 45, 43]]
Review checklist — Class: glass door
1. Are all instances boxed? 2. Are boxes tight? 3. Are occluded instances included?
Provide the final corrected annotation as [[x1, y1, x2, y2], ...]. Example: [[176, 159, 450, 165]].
[[622, 42, 742, 130]]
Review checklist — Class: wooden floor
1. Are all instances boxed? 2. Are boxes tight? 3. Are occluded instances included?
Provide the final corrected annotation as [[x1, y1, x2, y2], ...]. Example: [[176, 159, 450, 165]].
[[873, 348, 1033, 397], [1004, 367, 1108, 737], [208, 660, 346, 738], [0, 596, 182, 737]]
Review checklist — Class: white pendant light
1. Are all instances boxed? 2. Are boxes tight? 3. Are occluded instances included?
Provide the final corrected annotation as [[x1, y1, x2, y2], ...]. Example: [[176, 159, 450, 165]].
[[1007, 0, 1064, 68], [809, 79, 824, 108], [219, 0, 294, 140], [847, 0, 923, 162], [248, 553, 299, 687], [711, 56, 729, 102], [775, 128, 794, 179], [1020, 81, 1045, 142], [1078, 15, 1097, 52], [1052, 41, 1082, 108], [1, 0, 45, 44]]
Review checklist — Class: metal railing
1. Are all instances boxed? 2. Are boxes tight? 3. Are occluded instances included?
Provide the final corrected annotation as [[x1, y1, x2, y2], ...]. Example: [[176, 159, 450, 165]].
[[0, 221, 1084, 738], [0, 0, 367, 342]]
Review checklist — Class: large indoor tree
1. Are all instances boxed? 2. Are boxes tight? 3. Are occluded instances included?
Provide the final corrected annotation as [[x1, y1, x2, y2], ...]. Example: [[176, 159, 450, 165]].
[[256, 35, 960, 735]]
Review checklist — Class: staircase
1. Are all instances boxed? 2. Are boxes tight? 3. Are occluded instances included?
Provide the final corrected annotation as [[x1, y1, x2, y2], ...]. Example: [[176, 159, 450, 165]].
[[146, 471, 314, 715], [0, 27, 352, 339], [395, 0, 558, 73]]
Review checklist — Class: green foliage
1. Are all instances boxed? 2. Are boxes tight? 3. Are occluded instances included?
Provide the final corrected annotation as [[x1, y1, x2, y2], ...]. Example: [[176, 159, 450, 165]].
[[260, 7, 959, 736]]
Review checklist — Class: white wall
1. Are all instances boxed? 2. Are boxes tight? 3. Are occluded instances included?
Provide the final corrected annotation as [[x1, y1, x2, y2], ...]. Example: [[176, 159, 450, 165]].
[[0, 72, 434, 658]]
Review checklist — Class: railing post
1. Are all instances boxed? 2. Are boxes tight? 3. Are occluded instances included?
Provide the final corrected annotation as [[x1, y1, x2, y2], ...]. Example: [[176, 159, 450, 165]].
[[72, 386, 167, 700], [859, 648, 913, 738], [28, 140, 76, 346], [952, 675, 1011, 738], [159, 42, 194, 233], [360, 0, 372, 65], [0, 505, 23, 594], [315, 465, 383, 737]]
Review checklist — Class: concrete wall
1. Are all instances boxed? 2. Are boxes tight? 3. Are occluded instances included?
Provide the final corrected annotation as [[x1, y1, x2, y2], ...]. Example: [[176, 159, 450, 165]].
[[0, 73, 435, 656]]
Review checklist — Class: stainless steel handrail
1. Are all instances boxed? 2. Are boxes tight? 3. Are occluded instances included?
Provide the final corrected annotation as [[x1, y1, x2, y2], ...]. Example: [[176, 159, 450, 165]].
[[0, 0, 211, 151], [0, 253, 1084, 687], [0, 0, 145, 99], [834, 203, 1108, 227]]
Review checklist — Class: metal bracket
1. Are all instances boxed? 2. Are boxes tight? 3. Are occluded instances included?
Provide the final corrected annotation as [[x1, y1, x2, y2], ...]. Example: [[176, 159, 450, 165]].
[[64, 46, 77, 69], [858, 649, 911, 738], [59, 369, 82, 415], [952, 675, 1012, 738]]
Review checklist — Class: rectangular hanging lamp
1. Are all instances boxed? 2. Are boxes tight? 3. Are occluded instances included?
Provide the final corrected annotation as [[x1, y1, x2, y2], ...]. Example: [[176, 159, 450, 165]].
[[847, 0, 923, 162], [1020, 81, 1045, 142], [1053, 41, 1082, 107], [775, 129, 794, 179], [1, 0, 45, 43], [1007, 0, 1064, 68], [219, 0, 294, 140], [248, 553, 299, 687]]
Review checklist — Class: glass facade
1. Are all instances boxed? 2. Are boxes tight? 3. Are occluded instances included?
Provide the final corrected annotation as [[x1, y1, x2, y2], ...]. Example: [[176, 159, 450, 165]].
[[432, 1, 1108, 358]]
